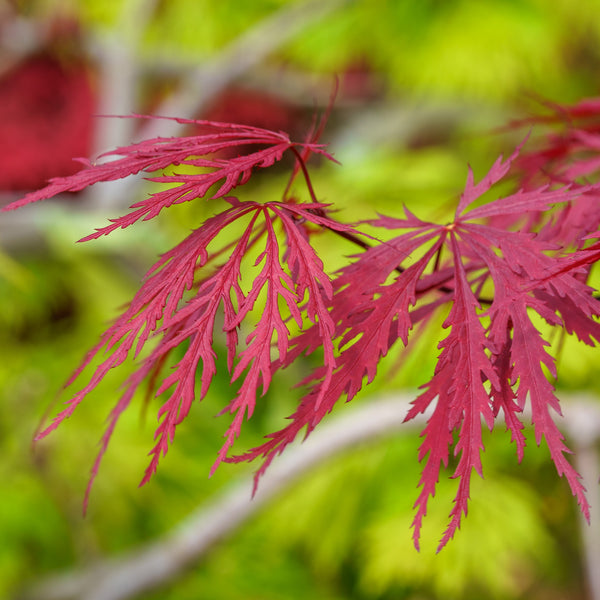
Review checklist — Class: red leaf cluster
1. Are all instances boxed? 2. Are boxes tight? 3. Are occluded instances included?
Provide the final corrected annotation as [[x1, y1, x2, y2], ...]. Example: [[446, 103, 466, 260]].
[[4, 100, 600, 549]]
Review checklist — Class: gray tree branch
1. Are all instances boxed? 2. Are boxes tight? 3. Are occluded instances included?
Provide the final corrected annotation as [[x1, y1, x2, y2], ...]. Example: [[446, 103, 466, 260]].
[[86, 0, 351, 212], [19, 393, 600, 600]]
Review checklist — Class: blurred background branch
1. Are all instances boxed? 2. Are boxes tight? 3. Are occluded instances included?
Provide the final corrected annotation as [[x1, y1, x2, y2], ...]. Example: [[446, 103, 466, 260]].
[[19, 393, 600, 600]]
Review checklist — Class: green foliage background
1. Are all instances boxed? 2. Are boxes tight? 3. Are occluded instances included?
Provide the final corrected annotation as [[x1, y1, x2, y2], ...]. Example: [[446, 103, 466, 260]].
[[2, 0, 600, 598]]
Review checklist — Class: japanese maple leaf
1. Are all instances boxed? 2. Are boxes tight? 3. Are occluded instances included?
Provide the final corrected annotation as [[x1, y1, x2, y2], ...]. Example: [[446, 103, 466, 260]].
[[4, 108, 599, 552], [3, 115, 357, 509], [507, 98, 600, 247], [233, 141, 598, 550]]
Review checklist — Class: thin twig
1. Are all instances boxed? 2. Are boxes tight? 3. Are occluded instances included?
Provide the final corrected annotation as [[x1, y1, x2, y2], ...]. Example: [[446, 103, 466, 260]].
[[137, 0, 352, 141]]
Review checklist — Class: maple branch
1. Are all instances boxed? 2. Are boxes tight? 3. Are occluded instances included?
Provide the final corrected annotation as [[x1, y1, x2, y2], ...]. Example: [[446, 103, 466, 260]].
[[287, 146, 374, 253], [288, 146, 322, 204], [90, 0, 161, 157], [138, 0, 351, 140], [288, 195, 489, 307], [564, 397, 600, 600], [20, 393, 600, 600]]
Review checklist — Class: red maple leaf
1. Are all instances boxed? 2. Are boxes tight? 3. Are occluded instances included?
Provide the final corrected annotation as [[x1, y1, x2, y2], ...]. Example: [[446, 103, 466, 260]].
[[229, 142, 597, 549], [4, 107, 599, 550], [4, 115, 357, 510]]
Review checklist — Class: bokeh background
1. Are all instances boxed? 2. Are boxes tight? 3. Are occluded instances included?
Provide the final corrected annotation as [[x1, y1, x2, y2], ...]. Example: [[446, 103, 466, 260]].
[[1, 0, 600, 599]]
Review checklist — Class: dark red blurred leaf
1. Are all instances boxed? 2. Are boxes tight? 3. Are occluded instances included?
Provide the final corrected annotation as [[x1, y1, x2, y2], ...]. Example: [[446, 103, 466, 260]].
[[0, 53, 95, 191]]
